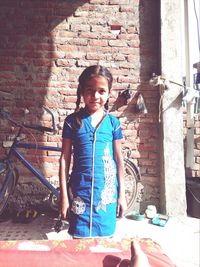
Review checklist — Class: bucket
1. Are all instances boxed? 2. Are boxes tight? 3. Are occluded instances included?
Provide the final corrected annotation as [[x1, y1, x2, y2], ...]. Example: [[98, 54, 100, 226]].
[[186, 178, 200, 219]]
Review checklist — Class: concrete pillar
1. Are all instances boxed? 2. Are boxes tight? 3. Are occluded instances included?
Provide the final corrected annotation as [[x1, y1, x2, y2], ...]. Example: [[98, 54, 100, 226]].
[[160, 0, 187, 215]]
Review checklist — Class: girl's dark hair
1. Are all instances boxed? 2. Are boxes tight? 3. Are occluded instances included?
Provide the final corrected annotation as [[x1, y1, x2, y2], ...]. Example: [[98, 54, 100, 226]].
[[74, 65, 113, 128], [75, 65, 113, 111]]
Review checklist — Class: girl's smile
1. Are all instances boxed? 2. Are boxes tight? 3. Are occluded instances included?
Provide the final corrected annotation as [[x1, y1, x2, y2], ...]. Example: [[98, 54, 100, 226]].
[[82, 76, 109, 114]]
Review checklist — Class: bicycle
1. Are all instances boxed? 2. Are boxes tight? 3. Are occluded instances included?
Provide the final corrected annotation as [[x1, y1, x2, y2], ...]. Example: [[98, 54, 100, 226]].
[[0, 108, 141, 216]]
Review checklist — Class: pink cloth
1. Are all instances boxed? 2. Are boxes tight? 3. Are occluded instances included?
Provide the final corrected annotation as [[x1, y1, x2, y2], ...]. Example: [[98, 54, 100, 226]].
[[0, 238, 176, 267]]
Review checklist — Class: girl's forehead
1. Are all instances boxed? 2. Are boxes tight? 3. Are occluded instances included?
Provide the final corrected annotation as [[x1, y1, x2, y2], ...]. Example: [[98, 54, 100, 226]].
[[84, 75, 109, 86]]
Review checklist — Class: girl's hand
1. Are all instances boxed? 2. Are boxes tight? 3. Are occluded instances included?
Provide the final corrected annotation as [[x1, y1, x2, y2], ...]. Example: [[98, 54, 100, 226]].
[[117, 195, 127, 218], [60, 197, 69, 219]]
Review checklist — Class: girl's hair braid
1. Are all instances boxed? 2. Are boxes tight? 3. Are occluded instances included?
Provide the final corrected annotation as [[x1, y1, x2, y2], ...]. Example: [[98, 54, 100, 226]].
[[104, 99, 109, 110], [74, 85, 83, 128], [75, 85, 81, 112]]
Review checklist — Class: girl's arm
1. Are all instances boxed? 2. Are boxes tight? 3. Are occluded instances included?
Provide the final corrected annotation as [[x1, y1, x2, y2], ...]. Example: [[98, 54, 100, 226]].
[[59, 138, 72, 219], [113, 139, 127, 217]]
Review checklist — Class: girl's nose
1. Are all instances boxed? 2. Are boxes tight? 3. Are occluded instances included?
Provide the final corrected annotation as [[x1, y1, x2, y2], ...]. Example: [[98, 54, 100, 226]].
[[93, 90, 99, 98]]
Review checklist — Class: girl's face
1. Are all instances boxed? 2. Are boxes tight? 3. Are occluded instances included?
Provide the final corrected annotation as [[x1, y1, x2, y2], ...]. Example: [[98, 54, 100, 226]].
[[82, 75, 109, 114]]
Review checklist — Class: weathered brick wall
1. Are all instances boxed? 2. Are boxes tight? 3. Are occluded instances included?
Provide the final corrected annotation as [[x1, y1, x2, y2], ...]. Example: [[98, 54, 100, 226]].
[[0, 1, 160, 211], [184, 112, 200, 178]]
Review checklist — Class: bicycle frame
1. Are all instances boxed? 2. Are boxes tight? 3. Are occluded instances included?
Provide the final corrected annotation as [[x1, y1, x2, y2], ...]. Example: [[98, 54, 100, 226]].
[[6, 126, 61, 199]]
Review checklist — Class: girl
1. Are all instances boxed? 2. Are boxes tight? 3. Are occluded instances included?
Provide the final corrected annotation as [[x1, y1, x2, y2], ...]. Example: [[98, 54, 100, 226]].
[[59, 65, 127, 238]]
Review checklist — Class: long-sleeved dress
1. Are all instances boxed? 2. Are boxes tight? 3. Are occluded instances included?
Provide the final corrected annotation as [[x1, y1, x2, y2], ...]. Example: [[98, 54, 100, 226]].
[[62, 108, 123, 238]]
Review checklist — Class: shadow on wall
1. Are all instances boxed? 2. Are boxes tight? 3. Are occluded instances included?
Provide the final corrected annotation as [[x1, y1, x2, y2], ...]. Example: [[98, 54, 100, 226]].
[[137, 0, 160, 211], [0, 0, 88, 208], [0, 0, 88, 111]]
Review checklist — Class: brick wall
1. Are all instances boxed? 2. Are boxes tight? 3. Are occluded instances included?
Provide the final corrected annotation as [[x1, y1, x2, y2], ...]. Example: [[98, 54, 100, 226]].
[[184, 112, 200, 178], [0, 1, 160, 211]]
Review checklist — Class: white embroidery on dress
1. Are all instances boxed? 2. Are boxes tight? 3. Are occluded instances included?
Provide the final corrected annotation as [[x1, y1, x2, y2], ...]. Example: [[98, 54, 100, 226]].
[[71, 196, 86, 215], [96, 143, 116, 212]]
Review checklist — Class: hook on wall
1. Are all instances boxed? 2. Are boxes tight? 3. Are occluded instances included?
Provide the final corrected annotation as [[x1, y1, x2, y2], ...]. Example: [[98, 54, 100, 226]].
[[118, 85, 132, 104], [135, 93, 148, 114]]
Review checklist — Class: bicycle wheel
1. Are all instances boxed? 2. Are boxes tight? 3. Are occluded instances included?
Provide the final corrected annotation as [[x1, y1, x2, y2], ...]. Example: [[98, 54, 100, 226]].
[[124, 158, 141, 214], [0, 160, 18, 215]]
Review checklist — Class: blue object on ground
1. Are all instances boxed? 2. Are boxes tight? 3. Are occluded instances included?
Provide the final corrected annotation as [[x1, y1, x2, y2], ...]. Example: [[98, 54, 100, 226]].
[[126, 211, 145, 221], [151, 214, 169, 227]]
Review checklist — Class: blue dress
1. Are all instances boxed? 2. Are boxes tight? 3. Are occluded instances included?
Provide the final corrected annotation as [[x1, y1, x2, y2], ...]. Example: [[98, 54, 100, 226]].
[[62, 108, 123, 238]]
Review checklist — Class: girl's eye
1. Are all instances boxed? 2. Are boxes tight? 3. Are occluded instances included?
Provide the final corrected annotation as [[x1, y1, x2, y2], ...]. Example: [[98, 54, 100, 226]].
[[99, 89, 107, 94]]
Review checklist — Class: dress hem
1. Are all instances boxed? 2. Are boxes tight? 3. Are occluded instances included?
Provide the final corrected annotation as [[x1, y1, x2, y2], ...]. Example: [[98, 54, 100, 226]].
[[70, 233, 114, 239]]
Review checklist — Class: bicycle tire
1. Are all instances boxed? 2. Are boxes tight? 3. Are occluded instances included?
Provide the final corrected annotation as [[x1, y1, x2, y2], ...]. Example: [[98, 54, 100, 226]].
[[0, 160, 18, 216], [124, 158, 141, 214]]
